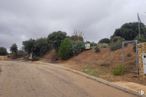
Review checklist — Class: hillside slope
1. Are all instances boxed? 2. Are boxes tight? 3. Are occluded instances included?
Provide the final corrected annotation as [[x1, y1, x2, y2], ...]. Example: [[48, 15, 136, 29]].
[[63, 44, 136, 70], [60, 45, 145, 84], [42, 44, 146, 84]]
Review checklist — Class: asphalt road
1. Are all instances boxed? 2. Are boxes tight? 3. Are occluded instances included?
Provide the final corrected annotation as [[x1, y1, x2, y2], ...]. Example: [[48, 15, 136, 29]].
[[0, 61, 139, 97]]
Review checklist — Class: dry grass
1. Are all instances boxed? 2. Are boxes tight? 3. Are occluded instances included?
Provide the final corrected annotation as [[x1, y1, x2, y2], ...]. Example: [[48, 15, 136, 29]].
[[60, 44, 146, 84]]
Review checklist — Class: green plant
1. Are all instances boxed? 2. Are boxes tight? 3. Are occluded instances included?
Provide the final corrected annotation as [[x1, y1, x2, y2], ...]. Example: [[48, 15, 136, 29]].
[[110, 43, 122, 51], [97, 43, 109, 48], [72, 41, 85, 55], [94, 46, 100, 53], [82, 65, 97, 76], [110, 36, 124, 51], [112, 64, 125, 76], [34, 38, 49, 56], [0, 47, 7, 56], [58, 38, 73, 60], [135, 35, 146, 42], [23, 39, 35, 54], [32, 56, 40, 61], [71, 35, 84, 41], [98, 38, 110, 44], [113, 22, 146, 40], [10, 43, 18, 55], [48, 31, 67, 51]]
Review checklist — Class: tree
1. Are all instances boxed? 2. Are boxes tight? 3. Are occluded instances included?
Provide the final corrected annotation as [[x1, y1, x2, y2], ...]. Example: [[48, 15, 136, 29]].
[[98, 38, 110, 44], [23, 38, 50, 58], [71, 31, 84, 41], [23, 39, 35, 54], [48, 31, 67, 51], [58, 38, 73, 60], [113, 22, 146, 40], [10, 44, 18, 54], [34, 38, 49, 56], [0, 47, 7, 56], [71, 35, 84, 41], [72, 41, 85, 55]]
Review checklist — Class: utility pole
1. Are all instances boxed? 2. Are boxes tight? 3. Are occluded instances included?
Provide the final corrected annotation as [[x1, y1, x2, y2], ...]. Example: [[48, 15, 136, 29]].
[[137, 13, 141, 39]]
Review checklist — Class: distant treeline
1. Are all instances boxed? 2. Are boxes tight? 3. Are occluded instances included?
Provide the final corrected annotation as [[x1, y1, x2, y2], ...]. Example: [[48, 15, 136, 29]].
[[0, 22, 146, 60]]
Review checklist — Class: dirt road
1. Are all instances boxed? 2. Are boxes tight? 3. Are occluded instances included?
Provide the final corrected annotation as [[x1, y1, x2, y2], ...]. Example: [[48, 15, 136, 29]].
[[0, 61, 139, 97]]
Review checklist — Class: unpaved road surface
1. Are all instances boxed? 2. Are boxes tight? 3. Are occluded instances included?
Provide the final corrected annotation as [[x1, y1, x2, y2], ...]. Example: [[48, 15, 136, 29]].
[[0, 61, 139, 97]]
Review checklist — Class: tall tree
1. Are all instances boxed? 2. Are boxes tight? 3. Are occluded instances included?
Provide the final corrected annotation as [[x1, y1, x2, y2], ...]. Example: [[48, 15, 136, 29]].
[[34, 38, 49, 56], [98, 38, 110, 44], [23, 39, 35, 54], [71, 31, 84, 41], [58, 38, 73, 60], [113, 22, 146, 40], [10, 44, 18, 54], [0, 47, 7, 56], [48, 31, 67, 51]]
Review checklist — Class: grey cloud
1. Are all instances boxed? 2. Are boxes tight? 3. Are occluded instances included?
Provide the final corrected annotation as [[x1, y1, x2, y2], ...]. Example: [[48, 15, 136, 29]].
[[0, 0, 146, 49]]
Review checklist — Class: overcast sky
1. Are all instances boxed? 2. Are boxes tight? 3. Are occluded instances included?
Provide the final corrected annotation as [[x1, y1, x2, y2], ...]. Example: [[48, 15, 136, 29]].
[[0, 0, 146, 49]]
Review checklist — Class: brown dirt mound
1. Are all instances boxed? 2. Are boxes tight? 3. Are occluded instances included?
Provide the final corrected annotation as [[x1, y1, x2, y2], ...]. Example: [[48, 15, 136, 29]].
[[42, 45, 146, 84], [60, 44, 144, 84], [63, 44, 136, 70]]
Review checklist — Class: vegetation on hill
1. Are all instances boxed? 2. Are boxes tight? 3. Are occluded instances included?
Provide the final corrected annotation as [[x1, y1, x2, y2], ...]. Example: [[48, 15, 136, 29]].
[[0, 47, 7, 56], [112, 22, 146, 41], [58, 38, 73, 60], [47, 31, 67, 51], [7, 21, 146, 61], [10, 44, 18, 58], [110, 36, 124, 51], [21, 31, 85, 60], [33, 38, 49, 57], [10, 44, 18, 54], [98, 38, 110, 44], [6, 21, 146, 83]]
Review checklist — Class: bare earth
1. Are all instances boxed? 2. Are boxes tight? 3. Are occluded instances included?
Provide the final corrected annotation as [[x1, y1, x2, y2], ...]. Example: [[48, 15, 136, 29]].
[[114, 81, 146, 94], [0, 61, 138, 97]]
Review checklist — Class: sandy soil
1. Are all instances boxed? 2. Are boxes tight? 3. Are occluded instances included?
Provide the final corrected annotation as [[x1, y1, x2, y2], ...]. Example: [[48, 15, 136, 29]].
[[0, 61, 138, 97], [114, 81, 146, 94]]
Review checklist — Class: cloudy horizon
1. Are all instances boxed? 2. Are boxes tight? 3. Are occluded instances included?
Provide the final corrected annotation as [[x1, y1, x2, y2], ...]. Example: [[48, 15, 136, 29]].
[[0, 0, 146, 49]]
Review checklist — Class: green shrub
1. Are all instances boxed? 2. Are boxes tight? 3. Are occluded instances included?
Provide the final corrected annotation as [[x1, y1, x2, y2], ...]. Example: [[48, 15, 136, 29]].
[[58, 38, 73, 60], [135, 35, 146, 42], [0, 47, 7, 56], [99, 38, 110, 44], [82, 65, 97, 76], [110, 42, 122, 51], [32, 56, 40, 61], [94, 46, 100, 53], [97, 43, 109, 48], [48, 31, 67, 51], [72, 41, 85, 55], [110, 36, 124, 51], [34, 38, 49, 57], [112, 64, 125, 76]]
